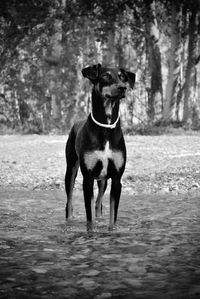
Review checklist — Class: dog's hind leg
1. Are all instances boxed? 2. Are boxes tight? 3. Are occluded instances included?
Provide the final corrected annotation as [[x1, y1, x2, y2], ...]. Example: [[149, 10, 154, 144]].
[[65, 130, 79, 219], [95, 179, 107, 217], [109, 178, 122, 231]]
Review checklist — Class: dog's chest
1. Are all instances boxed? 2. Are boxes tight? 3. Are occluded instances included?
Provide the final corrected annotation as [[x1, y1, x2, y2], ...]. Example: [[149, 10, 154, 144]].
[[84, 142, 124, 178]]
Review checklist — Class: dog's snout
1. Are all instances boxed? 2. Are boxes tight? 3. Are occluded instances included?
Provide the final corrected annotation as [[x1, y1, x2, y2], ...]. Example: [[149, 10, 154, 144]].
[[118, 86, 126, 92]]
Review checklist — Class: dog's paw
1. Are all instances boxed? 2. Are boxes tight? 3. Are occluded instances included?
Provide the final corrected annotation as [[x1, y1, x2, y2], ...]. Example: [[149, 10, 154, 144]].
[[108, 224, 118, 232]]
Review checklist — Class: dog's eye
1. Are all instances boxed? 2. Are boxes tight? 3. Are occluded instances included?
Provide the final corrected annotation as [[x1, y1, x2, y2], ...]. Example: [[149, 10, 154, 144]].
[[102, 73, 112, 81], [119, 73, 127, 83]]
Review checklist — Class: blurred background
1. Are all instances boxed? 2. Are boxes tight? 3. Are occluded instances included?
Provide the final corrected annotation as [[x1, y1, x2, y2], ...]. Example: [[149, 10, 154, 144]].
[[0, 0, 199, 134]]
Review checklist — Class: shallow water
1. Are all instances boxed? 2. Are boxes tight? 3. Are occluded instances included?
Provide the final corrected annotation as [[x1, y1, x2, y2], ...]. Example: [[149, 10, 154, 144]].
[[0, 189, 200, 298]]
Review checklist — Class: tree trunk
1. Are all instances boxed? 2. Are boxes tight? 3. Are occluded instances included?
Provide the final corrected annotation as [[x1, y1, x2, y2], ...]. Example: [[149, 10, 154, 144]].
[[145, 0, 163, 123], [46, 1, 66, 127], [175, 5, 188, 122], [182, 7, 197, 125], [49, 18, 62, 125], [163, 1, 181, 123], [102, 29, 115, 66], [196, 39, 200, 111]]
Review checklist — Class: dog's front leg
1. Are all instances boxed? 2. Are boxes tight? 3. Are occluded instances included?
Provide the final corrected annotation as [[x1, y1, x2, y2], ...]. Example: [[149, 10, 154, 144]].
[[109, 178, 122, 231], [83, 177, 95, 232]]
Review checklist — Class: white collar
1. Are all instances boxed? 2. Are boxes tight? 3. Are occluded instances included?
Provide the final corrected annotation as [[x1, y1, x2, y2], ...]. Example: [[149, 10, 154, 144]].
[[90, 111, 120, 129]]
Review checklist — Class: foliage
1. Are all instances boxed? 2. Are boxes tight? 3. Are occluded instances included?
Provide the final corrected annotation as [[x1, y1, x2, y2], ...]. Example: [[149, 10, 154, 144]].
[[0, 0, 200, 134]]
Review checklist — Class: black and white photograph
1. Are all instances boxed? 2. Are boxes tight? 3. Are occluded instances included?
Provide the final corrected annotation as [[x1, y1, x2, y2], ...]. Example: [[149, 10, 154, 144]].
[[0, 0, 200, 298]]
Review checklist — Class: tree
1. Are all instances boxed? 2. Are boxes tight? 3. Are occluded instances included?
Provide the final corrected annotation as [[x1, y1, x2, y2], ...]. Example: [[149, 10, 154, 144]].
[[144, 0, 163, 123], [0, 0, 54, 68], [162, 1, 182, 124], [182, 2, 199, 126], [0, 0, 200, 133]]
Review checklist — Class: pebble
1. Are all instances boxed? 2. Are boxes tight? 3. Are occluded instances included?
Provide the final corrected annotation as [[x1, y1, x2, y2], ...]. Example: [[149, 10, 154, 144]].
[[86, 270, 100, 276], [32, 267, 48, 274], [127, 265, 146, 274], [124, 278, 142, 288], [82, 279, 99, 290], [95, 292, 112, 299]]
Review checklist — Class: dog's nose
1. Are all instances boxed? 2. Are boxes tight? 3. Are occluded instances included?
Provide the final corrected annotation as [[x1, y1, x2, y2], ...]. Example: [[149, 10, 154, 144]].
[[118, 86, 126, 92]]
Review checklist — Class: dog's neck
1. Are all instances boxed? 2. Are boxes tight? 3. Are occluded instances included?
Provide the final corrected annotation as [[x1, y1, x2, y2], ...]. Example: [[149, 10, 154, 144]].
[[91, 88, 120, 128], [90, 110, 120, 129]]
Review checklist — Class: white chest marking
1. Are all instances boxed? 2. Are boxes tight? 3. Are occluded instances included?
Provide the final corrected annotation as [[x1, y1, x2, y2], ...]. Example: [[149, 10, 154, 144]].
[[84, 142, 124, 178]]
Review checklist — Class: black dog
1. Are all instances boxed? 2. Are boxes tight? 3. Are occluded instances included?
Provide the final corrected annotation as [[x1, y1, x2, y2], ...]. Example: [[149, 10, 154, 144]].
[[65, 63, 135, 231]]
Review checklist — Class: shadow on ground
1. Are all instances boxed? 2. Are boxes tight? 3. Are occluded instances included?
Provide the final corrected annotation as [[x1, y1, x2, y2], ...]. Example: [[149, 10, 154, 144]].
[[0, 188, 200, 298]]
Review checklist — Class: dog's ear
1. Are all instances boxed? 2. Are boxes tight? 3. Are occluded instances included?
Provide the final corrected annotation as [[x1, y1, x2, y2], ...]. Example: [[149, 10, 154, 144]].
[[127, 72, 136, 89], [82, 63, 101, 82], [120, 69, 136, 89]]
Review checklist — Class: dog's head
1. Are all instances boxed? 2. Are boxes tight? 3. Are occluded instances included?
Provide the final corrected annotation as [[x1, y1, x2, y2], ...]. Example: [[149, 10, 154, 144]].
[[82, 63, 135, 100], [82, 64, 136, 124]]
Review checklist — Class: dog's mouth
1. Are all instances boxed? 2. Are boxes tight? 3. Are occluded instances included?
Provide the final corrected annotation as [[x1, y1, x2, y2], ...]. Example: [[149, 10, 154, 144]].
[[105, 92, 125, 100]]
